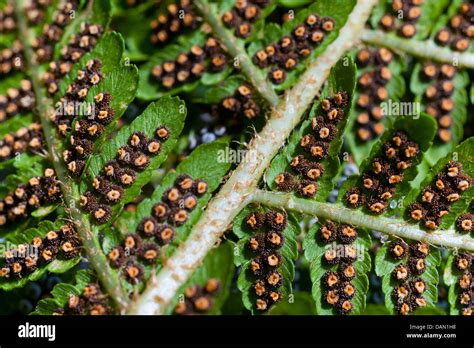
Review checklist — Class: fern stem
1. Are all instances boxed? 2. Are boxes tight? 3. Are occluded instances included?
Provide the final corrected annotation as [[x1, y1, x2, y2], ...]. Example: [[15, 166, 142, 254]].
[[128, 0, 379, 315], [251, 190, 474, 251], [14, 0, 129, 311], [193, 0, 279, 108], [361, 29, 474, 69]]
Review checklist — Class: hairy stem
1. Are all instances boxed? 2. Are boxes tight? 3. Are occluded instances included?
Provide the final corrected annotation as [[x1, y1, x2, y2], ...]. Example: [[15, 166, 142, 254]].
[[361, 29, 474, 69], [252, 190, 474, 251], [128, 0, 379, 315], [194, 0, 279, 108], [14, 0, 129, 311]]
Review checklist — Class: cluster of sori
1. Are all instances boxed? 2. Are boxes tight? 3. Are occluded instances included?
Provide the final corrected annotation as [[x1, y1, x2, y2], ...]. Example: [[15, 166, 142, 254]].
[[453, 252, 474, 315], [0, 79, 35, 123], [0, 169, 61, 227], [389, 240, 430, 315], [222, 0, 270, 38], [150, 37, 227, 89], [407, 161, 472, 230], [0, 2, 15, 33], [0, 224, 80, 280], [252, 13, 335, 84], [456, 200, 473, 234], [107, 175, 208, 283], [174, 278, 221, 315], [52, 282, 112, 315], [24, 0, 51, 26], [64, 96, 115, 179], [420, 62, 457, 143], [43, 22, 104, 94], [379, 0, 423, 38], [53, 59, 105, 136], [0, 122, 44, 161], [219, 83, 260, 120], [319, 221, 359, 314], [245, 210, 287, 311], [106, 177, 207, 284], [0, 40, 24, 77], [435, 1, 474, 52], [31, 0, 78, 63], [80, 126, 172, 225], [274, 91, 349, 198], [345, 131, 421, 215], [150, 0, 200, 46], [354, 47, 394, 141]]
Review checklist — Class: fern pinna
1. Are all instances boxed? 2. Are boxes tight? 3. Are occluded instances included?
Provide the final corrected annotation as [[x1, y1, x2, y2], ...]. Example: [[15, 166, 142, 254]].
[[0, 0, 473, 318]]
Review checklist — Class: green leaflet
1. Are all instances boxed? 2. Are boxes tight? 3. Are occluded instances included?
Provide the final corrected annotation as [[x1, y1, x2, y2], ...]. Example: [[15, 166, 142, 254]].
[[82, 96, 187, 227], [79, 64, 139, 157], [442, 252, 472, 315], [0, 74, 26, 94], [31, 269, 96, 315], [402, 138, 474, 230], [265, 57, 356, 202], [247, 0, 356, 93], [114, 137, 231, 238], [0, 159, 59, 236], [0, 153, 41, 171], [405, 0, 450, 40], [164, 242, 235, 315], [187, 74, 248, 104], [303, 223, 371, 315], [216, 0, 278, 44], [428, 0, 472, 52], [0, 158, 45, 195], [375, 241, 441, 314], [137, 30, 233, 101], [111, 0, 198, 59], [233, 205, 299, 315], [52, 0, 112, 61], [0, 220, 81, 291], [55, 31, 128, 103], [267, 292, 317, 315], [104, 139, 232, 292], [344, 48, 406, 166], [410, 64, 469, 166], [338, 114, 437, 216], [362, 304, 391, 315], [31, 204, 59, 218], [369, 0, 450, 40]]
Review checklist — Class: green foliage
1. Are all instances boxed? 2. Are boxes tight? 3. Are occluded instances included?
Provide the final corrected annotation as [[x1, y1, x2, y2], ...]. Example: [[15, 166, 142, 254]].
[[165, 242, 235, 315], [0, 221, 81, 291], [266, 57, 357, 202], [375, 241, 441, 314], [233, 205, 299, 314], [31, 269, 96, 315], [84, 96, 187, 221], [338, 114, 437, 215], [303, 223, 371, 315], [248, 0, 356, 92], [402, 138, 474, 230], [410, 65, 469, 166], [1, 0, 474, 318], [345, 49, 407, 165], [105, 139, 232, 292]]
